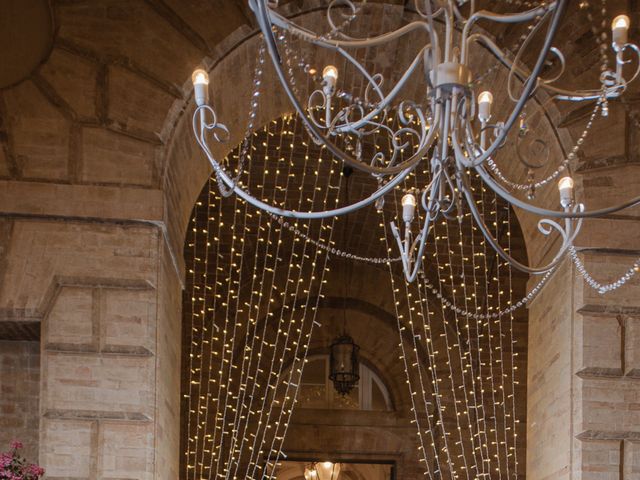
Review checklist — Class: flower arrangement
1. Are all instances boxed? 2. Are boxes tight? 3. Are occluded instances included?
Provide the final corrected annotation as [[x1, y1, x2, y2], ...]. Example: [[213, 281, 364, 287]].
[[0, 441, 44, 480]]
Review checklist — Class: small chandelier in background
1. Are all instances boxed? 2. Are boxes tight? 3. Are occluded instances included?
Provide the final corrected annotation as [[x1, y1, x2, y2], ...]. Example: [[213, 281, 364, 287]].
[[329, 335, 360, 396], [305, 462, 342, 480], [192, 0, 640, 292]]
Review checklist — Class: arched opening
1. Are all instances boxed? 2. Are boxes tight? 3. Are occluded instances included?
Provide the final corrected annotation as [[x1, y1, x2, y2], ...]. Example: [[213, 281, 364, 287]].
[[179, 106, 531, 478]]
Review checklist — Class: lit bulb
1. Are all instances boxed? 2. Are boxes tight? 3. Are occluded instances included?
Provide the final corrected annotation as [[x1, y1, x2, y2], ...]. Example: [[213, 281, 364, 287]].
[[322, 65, 338, 81], [612, 14, 630, 47], [478, 91, 493, 104], [192, 69, 209, 85], [402, 193, 417, 223], [558, 176, 574, 208], [192, 68, 210, 106], [478, 90, 493, 122], [322, 65, 338, 96], [613, 14, 630, 30]]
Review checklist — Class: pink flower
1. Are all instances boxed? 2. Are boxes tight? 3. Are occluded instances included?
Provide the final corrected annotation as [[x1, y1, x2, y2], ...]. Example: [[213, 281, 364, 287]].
[[9, 441, 22, 450], [26, 464, 45, 477], [0, 452, 11, 467]]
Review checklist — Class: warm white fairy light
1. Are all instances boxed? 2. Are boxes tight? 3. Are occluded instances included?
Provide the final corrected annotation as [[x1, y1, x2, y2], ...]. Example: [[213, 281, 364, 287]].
[[184, 114, 342, 480], [211, 156, 252, 480], [245, 114, 322, 478], [187, 59, 534, 480], [506, 206, 520, 478], [235, 117, 293, 479], [479, 190, 505, 480], [493, 196, 512, 479], [185, 119, 335, 478], [465, 191, 492, 478], [430, 217, 473, 479], [445, 201, 488, 477], [373, 166, 525, 479], [264, 174, 340, 479], [262, 125, 343, 472], [381, 217, 434, 479], [224, 120, 291, 477]]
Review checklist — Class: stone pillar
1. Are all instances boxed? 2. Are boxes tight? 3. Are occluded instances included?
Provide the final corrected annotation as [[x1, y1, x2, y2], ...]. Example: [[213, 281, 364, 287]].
[[0, 182, 182, 479], [526, 161, 640, 477], [0, 340, 40, 461]]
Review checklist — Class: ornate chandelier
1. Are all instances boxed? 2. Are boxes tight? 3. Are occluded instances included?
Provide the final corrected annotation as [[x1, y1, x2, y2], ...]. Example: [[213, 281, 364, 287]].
[[192, 0, 640, 285]]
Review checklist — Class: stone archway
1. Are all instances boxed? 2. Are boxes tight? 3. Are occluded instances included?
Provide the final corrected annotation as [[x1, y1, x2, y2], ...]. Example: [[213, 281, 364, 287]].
[[1, 2, 637, 479]]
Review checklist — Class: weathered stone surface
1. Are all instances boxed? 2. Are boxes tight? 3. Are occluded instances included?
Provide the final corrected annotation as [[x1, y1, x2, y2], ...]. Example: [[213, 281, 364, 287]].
[[107, 65, 175, 140], [38, 47, 99, 121], [0, 180, 163, 222], [2, 81, 69, 181], [527, 259, 573, 480], [81, 127, 159, 187], [0, 341, 39, 462]]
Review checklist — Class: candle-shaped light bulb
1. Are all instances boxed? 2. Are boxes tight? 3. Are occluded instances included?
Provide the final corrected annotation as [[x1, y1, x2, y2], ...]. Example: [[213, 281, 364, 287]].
[[478, 91, 493, 122], [322, 65, 338, 96], [612, 14, 630, 48], [402, 193, 417, 223], [558, 176, 575, 208], [323, 65, 338, 81], [192, 68, 210, 106]]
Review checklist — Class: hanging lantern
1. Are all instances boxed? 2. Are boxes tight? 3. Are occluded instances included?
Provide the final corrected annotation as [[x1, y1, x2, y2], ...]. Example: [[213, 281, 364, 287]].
[[304, 466, 318, 480], [329, 335, 359, 396], [306, 462, 341, 480]]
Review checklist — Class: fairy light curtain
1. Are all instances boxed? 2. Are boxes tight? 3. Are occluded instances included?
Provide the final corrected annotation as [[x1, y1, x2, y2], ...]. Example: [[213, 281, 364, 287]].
[[184, 11, 530, 479], [184, 122, 529, 480], [381, 179, 528, 480], [183, 115, 343, 480]]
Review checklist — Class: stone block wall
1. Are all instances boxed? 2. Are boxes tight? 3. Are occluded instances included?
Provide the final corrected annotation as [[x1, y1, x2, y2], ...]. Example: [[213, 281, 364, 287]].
[[0, 341, 40, 462], [0, 216, 182, 479]]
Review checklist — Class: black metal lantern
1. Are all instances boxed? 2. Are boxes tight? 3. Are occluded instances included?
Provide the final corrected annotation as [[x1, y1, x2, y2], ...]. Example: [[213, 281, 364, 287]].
[[329, 334, 360, 396]]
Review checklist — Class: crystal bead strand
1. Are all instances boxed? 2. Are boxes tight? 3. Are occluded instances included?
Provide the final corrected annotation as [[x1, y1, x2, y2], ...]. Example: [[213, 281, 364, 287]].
[[569, 246, 640, 294]]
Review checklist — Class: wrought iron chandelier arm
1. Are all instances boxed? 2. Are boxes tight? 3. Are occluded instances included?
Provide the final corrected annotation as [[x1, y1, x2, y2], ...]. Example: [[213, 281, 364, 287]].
[[443, 3, 455, 62], [254, 0, 444, 176], [413, 0, 445, 21], [450, 0, 567, 170], [193, 106, 417, 219], [460, 1, 557, 63], [543, 43, 640, 101], [465, 32, 609, 104], [459, 170, 571, 275], [256, 0, 565, 176], [328, 46, 431, 134], [469, 23, 638, 102], [263, 3, 439, 52], [392, 213, 433, 282], [392, 178, 439, 282], [475, 164, 640, 219]]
